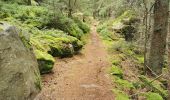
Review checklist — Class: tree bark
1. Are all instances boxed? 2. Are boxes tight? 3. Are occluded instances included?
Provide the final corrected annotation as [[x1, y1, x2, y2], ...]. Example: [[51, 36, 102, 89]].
[[68, 0, 73, 17], [28, 0, 31, 5], [148, 0, 169, 75]]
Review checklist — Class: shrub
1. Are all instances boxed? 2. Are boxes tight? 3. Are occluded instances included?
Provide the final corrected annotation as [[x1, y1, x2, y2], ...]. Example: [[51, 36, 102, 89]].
[[112, 89, 130, 100], [46, 15, 84, 39], [73, 17, 90, 33], [144, 92, 163, 100]]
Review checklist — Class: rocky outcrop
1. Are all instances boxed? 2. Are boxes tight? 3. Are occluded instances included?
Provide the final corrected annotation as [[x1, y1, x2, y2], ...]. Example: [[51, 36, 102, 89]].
[[112, 17, 140, 41], [0, 23, 41, 100]]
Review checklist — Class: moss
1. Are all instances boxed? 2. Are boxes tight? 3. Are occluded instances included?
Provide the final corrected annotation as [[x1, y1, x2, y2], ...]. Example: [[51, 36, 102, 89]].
[[135, 55, 144, 64], [35, 50, 55, 62], [112, 89, 130, 100], [97, 10, 137, 43], [41, 36, 75, 57], [31, 30, 83, 57], [139, 75, 168, 98], [34, 71, 42, 90], [30, 36, 50, 52], [144, 92, 163, 100], [47, 15, 84, 39], [132, 82, 142, 89], [114, 76, 134, 89], [111, 40, 134, 54], [112, 59, 122, 66], [73, 17, 90, 33], [34, 50, 55, 74], [0, 3, 84, 57], [50, 42, 74, 57], [110, 65, 123, 78], [112, 10, 136, 26], [20, 36, 31, 49], [99, 28, 119, 42], [0, 26, 3, 32]]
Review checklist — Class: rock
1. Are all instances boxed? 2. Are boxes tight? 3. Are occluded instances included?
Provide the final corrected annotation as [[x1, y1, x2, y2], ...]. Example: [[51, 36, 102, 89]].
[[0, 24, 41, 100], [34, 50, 55, 74], [122, 17, 140, 25], [112, 22, 124, 33], [112, 16, 139, 42], [121, 25, 136, 41]]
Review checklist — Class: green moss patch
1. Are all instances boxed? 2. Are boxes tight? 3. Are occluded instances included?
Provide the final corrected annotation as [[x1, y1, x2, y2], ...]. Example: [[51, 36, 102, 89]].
[[73, 17, 90, 33], [143, 92, 163, 100], [34, 50, 55, 74], [114, 77, 134, 90], [31, 30, 83, 57], [110, 65, 123, 78], [139, 75, 168, 98], [112, 89, 130, 100]]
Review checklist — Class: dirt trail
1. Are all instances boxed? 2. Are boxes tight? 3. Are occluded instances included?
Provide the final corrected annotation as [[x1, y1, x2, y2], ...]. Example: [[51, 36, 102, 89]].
[[35, 25, 114, 100]]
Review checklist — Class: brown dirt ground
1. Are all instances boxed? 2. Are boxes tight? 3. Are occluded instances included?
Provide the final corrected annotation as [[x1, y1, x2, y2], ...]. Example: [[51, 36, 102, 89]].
[[35, 25, 115, 100]]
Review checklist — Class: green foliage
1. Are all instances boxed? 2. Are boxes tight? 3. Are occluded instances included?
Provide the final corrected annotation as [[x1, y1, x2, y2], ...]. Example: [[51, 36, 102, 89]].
[[73, 17, 90, 33], [47, 15, 84, 39], [111, 40, 136, 56], [97, 20, 111, 33], [110, 65, 123, 78], [112, 59, 122, 66], [139, 75, 168, 98], [144, 92, 163, 100], [112, 89, 130, 100], [0, 2, 88, 39], [0, 3, 50, 28], [97, 10, 135, 30], [97, 10, 138, 42], [134, 55, 144, 64], [114, 77, 134, 90], [31, 29, 83, 57], [99, 28, 119, 42], [0, 2, 88, 74]]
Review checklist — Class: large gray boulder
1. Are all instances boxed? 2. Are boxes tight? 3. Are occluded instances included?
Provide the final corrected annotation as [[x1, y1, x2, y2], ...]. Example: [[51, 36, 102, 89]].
[[0, 23, 41, 100]]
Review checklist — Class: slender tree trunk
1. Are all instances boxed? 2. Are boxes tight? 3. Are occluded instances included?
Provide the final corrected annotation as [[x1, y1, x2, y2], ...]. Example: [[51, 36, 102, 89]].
[[68, 0, 72, 17], [28, 0, 31, 5], [143, 0, 148, 74], [168, 8, 170, 100], [148, 0, 169, 75]]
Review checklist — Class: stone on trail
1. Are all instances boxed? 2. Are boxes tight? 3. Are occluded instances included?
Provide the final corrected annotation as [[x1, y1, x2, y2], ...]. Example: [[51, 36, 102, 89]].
[[0, 23, 41, 100]]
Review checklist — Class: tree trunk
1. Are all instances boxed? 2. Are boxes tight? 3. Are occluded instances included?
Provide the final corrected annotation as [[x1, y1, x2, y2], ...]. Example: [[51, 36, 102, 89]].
[[28, 0, 31, 5], [148, 0, 169, 75], [68, 0, 72, 17], [68, 8, 72, 17]]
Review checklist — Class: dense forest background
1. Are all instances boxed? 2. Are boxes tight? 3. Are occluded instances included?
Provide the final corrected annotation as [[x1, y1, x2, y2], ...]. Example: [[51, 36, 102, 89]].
[[0, 0, 170, 100]]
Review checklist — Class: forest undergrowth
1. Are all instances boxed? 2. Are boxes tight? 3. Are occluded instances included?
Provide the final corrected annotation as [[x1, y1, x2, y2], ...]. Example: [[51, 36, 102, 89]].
[[97, 10, 168, 100], [0, 0, 169, 100]]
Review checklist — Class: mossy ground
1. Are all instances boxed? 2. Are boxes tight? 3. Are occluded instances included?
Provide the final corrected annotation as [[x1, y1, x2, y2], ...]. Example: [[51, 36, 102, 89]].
[[0, 2, 90, 74], [97, 11, 168, 99]]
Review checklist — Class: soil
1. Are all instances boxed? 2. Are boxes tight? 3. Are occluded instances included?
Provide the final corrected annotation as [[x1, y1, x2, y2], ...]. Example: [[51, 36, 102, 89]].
[[35, 25, 115, 100]]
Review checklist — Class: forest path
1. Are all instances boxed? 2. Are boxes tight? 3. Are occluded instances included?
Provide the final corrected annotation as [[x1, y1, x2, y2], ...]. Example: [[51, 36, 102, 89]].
[[35, 24, 114, 100]]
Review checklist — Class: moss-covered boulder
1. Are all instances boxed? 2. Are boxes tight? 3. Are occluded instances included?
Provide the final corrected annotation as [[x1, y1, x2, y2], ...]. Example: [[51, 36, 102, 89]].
[[46, 15, 84, 39], [121, 25, 136, 41], [31, 30, 83, 57], [0, 25, 41, 100], [34, 50, 55, 74]]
